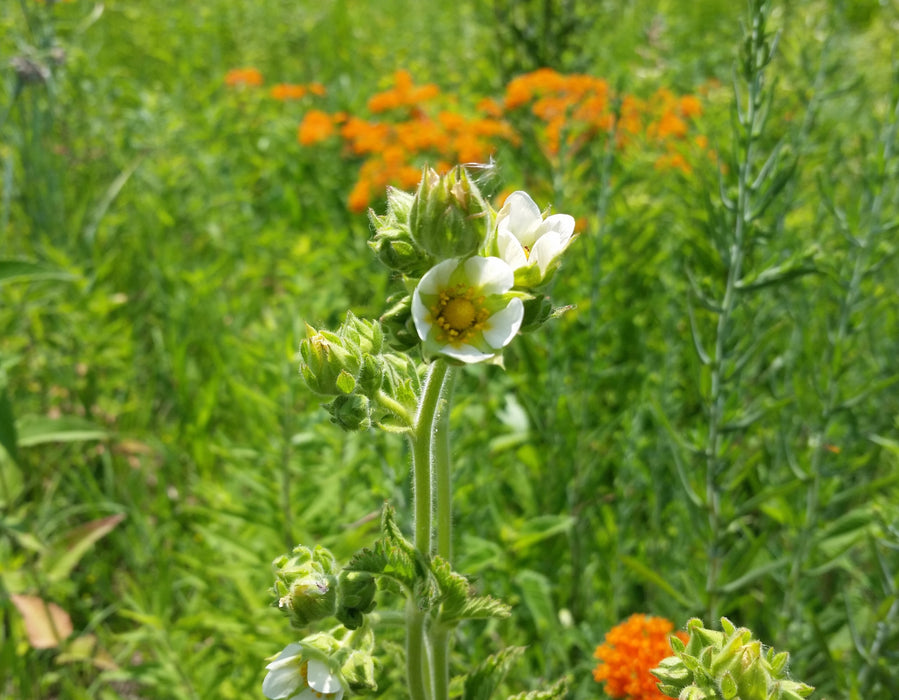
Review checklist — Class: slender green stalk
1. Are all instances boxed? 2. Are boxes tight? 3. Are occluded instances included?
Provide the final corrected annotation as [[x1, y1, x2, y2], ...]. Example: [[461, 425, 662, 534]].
[[430, 367, 456, 700], [434, 368, 456, 562], [406, 359, 449, 700], [704, 1, 772, 620]]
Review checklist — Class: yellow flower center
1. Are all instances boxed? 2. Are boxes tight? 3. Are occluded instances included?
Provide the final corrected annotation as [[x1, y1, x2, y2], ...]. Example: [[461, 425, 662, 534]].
[[431, 284, 490, 345]]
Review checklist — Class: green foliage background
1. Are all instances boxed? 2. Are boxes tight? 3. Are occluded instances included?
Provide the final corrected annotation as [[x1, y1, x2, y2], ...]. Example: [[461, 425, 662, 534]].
[[1, 0, 897, 698]]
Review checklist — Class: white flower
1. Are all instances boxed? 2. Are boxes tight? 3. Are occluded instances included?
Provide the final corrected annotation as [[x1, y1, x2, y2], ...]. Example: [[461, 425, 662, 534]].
[[495, 190, 575, 286], [412, 256, 524, 364], [263, 643, 345, 700]]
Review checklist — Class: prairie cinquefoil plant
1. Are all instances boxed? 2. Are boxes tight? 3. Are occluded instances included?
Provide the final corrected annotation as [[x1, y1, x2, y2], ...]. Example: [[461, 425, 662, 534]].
[[266, 165, 576, 700]]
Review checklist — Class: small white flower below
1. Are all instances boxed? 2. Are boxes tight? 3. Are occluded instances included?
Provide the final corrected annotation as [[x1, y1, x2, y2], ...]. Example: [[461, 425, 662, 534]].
[[263, 643, 345, 700]]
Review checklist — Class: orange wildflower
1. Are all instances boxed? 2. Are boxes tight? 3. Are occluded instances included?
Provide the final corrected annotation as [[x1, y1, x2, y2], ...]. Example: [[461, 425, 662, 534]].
[[270, 83, 307, 100], [593, 614, 687, 700], [654, 151, 692, 174], [308, 82, 327, 97], [650, 111, 688, 140], [224, 67, 263, 88], [297, 110, 335, 145], [679, 95, 702, 118]]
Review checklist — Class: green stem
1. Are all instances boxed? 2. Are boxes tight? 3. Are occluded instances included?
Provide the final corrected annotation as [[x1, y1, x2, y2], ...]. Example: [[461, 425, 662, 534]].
[[406, 359, 450, 700], [431, 367, 456, 700], [434, 368, 457, 562]]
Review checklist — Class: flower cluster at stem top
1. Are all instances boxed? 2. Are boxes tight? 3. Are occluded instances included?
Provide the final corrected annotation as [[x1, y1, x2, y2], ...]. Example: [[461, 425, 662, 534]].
[[370, 164, 576, 365]]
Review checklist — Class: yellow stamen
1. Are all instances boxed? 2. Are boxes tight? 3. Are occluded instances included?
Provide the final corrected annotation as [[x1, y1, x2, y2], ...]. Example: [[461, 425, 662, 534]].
[[430, 283, 489, 345]]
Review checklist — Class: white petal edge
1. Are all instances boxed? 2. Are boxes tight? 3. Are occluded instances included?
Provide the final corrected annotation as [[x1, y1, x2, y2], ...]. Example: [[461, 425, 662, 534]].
[[439, 343, 496, 364], [267, 643, 303, 668], [306, 659, 344, 695], [417, 258, 459, 296], [463, 256, 514, 295], [482, 297, 524, 348], [540, 213, 575, 241], [411, 285, 432, 340]]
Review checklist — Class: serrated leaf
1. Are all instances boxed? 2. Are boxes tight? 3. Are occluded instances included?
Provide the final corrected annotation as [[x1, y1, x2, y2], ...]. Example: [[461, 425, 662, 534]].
[[39, 513, 126, 583], [506, 677, 570, 700], [463, 646, 525, 700], [432, 556, 511, 625], [345, 504, 427, 594]]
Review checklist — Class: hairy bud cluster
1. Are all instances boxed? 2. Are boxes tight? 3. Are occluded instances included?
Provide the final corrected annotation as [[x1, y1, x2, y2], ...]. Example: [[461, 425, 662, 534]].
[[652, 618, 814, 700]]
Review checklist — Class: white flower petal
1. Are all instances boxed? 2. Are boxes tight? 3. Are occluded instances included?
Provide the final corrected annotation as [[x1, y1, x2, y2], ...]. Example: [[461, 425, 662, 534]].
[[463, 256, 514, 295], [411, 286, 432, 340], [262, 664, 303, 699], [439, 343, 496, 364], [267, 643, 303, 668], [530, 233, 564, 277], [417, 258, 459, 296], [496, 230, 529, 271], [306, 660, 343, 695], [482, 298, 524, 348], [498, 191, 542, 246], [540, 213, 575, 242]]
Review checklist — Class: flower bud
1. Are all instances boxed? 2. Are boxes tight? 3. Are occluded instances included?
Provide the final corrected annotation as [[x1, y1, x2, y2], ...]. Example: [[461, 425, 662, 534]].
[[369, 187, 431, 276], [300, 325, 361, 396], [379, 293, 420, 352], [325, 393, 372, 431], [279, 572, 338, 628], [340, 312, 384, 356], [340, 648, 377, 693], [271, 545, 340, 628], [336, 570, 377, 630], [410, 166, 491, 262]]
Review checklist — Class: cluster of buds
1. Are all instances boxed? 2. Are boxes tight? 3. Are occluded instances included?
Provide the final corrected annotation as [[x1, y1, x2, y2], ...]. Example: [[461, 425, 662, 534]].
[[370, 165, 576, 365], [652, 618, 814, 700], [272, 545, 377, 632], [299, 313, 419, 431]]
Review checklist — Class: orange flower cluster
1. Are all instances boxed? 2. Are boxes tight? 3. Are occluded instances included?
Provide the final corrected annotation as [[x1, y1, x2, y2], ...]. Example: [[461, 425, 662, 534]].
[[224, 70, 327, 103], [296, 70, 518, 212], [288, 68, 710, 212], [500, 68, 708, 172], [270, 82, 325, 100], [593, 614, 688, 700], [224, 68, 264, 88]]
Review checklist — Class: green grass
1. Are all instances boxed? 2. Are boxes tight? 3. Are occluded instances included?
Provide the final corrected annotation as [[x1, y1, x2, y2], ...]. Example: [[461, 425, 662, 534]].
[[1, 0, 898, 698]]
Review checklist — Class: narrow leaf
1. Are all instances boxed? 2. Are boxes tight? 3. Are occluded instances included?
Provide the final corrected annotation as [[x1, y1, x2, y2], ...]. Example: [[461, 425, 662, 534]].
[[16, 415, 109, 447], [41, 513, 126, 583], [0, 259, 75, 285], [0, 384, 19, 463], [620, 555, 695, 608]]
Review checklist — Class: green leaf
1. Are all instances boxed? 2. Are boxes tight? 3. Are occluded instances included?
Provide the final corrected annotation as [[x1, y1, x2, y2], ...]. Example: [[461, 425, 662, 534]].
[[0, 260, 75, 285], [432, 556, 511, 626], [16, 415, 110, 447], [620, 555, 695, 608], [39, 514, 126, 583], [462, 646, 525, 700], [345, 504, 428, 595], [514, 569, 555, 634], [0, 384, 19, 463]]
